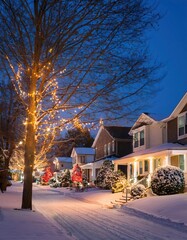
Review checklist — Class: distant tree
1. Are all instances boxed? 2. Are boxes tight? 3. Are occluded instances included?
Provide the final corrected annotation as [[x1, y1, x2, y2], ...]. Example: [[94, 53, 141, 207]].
[[0, 0, 161, 209], [0, 80, 24, 189], [51, 127, 94, 157]]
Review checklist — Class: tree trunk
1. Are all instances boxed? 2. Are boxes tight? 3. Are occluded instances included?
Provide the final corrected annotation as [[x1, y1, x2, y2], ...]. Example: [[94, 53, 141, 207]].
[[21, 86, 36, 210]]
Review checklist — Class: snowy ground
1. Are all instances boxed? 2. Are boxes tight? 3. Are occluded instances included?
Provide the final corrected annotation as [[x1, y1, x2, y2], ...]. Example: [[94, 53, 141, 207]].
[[1, 182, 187, 240]]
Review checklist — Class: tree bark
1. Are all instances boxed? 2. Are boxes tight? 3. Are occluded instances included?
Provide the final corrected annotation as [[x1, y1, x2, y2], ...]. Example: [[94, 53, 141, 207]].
[[21, 86, 36, 210]]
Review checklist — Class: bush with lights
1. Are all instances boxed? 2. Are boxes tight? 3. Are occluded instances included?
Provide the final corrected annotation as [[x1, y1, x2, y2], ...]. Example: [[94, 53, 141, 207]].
[[151, 165, 185, 195], [95, 160, 126, 190], [112, 176, 129, 193]]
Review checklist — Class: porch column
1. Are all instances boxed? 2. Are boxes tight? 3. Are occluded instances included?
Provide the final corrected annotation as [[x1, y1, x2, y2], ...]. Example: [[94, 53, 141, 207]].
[[164, 153, 171, 166], [114, 163, 118, 172], [92, 164, 96, 183], [148, 158, 153, 186], [133, 161, 137, 183], [127, 163, 131, 181], [149, 158, 154, 174], [184, 154, 187, 172]]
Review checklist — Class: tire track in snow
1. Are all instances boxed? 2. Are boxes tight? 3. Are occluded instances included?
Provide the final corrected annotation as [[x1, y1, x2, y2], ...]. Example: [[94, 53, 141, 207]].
[[33, 186, 187, 240]]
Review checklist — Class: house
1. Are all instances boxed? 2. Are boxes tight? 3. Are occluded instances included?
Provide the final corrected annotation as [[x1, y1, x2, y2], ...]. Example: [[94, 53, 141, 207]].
[[70, 147, 95, 181], [81, 125, 133, 182], [114, 92, 187, 185], [93, 125, 132, 160], [50, 157, 72, 172]]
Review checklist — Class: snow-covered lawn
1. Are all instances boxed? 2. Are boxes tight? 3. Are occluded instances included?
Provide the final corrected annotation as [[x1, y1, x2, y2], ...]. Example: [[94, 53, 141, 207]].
[[126, 193, 187, 226], [1, 181, 187, 240]]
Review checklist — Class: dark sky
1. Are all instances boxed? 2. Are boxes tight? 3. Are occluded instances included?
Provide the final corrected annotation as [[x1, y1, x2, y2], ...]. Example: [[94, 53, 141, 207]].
[[145, 0, 187, 120]]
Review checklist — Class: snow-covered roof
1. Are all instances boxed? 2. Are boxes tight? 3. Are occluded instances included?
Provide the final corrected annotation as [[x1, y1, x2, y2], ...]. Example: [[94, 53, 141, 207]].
[[56, 157, 72, 163], [72, 147, 95, 155], [115, 143, 187, 161]]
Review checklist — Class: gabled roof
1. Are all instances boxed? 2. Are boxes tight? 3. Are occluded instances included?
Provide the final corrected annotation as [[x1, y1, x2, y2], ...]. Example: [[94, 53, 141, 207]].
[[92, 125, 132, 147], [163, 92, 187, 122], [71, 147, 95, 157], [56, 157, 72, 163], [104, 126, 131, 139], [129, 113, 157, 135]]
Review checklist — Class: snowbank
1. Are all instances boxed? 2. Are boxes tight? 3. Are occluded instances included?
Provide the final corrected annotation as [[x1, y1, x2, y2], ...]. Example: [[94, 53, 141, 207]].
[[126, 193, 187, 226]]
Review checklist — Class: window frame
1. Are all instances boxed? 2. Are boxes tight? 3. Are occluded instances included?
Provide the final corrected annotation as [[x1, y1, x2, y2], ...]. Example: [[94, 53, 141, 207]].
[[144, 160, 149, 172], [133, 128, 145, 149], [108, 142, 111, 155], [178, 112, 187, 139], [79, 155, 86, 164], [179, 155, 184, 171], [140, 130, 145, 146]]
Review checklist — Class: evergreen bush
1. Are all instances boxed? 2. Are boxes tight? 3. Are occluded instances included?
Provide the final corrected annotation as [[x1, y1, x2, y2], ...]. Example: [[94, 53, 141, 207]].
[[151, 165, 185, 195], [130, 184, 146, 198], [95, 160, 126, 190]]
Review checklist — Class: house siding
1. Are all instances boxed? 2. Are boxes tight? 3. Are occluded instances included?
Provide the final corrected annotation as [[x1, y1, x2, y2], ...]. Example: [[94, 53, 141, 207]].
[[95, 128, 113, 160], [167, 118, 178, 143], [167, 113, 187, 145], [117, 141, 132, 157]]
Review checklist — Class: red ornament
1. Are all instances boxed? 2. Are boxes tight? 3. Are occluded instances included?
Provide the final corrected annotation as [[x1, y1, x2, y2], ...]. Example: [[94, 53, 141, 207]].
[[72, 164, 82, 183]]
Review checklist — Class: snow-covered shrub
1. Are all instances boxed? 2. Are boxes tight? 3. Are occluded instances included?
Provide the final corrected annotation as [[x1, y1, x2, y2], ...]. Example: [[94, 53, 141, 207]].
[[95, 160, 125, 190], [151, 165, 185, 195], [49, 169, 73, 188], [130, 184, 146, 199], [61, 169, 72, 187], [95, 160, 114, 189]]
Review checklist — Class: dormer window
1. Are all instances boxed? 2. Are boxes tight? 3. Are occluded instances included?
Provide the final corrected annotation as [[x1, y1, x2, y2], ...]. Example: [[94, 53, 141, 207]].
[[134, 130, 145, 148], [178, 113, 187, 137], [134, 132, 138, 148], [140, 130, 144, 146]]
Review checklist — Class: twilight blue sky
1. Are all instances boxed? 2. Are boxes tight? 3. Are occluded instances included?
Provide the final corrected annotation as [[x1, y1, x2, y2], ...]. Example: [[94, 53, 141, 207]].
[[144, 0, 187, 120]]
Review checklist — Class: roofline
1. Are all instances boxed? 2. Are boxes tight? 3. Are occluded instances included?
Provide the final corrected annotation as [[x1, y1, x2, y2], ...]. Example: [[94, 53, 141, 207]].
[[129, 113, 157, 135], [162, 92, 187, 122], [92, 125, 104, 148]]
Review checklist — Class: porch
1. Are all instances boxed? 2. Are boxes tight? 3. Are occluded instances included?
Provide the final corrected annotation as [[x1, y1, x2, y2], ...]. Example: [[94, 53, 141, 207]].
[[114, 143, 187, 185]]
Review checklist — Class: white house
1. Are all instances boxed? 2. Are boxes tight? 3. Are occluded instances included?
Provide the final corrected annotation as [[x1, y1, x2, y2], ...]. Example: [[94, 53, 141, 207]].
[[71, 147, 95, 181]]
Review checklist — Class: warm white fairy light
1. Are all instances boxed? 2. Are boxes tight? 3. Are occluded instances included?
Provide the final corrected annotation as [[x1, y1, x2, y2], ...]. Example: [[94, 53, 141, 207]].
[[7, 57, 99, 170]]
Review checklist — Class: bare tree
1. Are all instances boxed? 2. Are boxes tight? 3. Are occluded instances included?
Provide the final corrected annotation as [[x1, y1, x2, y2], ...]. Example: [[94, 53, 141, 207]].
[[0, 0, 160, 209], [0, 79, 25, 190]]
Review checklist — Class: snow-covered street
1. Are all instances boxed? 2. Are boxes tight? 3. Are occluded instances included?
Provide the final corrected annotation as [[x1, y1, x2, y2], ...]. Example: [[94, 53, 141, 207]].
[[1, 182, 187, 240]]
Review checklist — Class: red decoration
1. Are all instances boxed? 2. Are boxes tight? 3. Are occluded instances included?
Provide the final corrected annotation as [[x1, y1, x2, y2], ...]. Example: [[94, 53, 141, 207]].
[[72, 164, 82, 183], [41, 167, 53, 183]]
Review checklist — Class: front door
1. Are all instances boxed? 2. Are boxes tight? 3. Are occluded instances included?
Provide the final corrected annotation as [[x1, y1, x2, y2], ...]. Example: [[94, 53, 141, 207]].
[[118, 165, 127, 178]]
